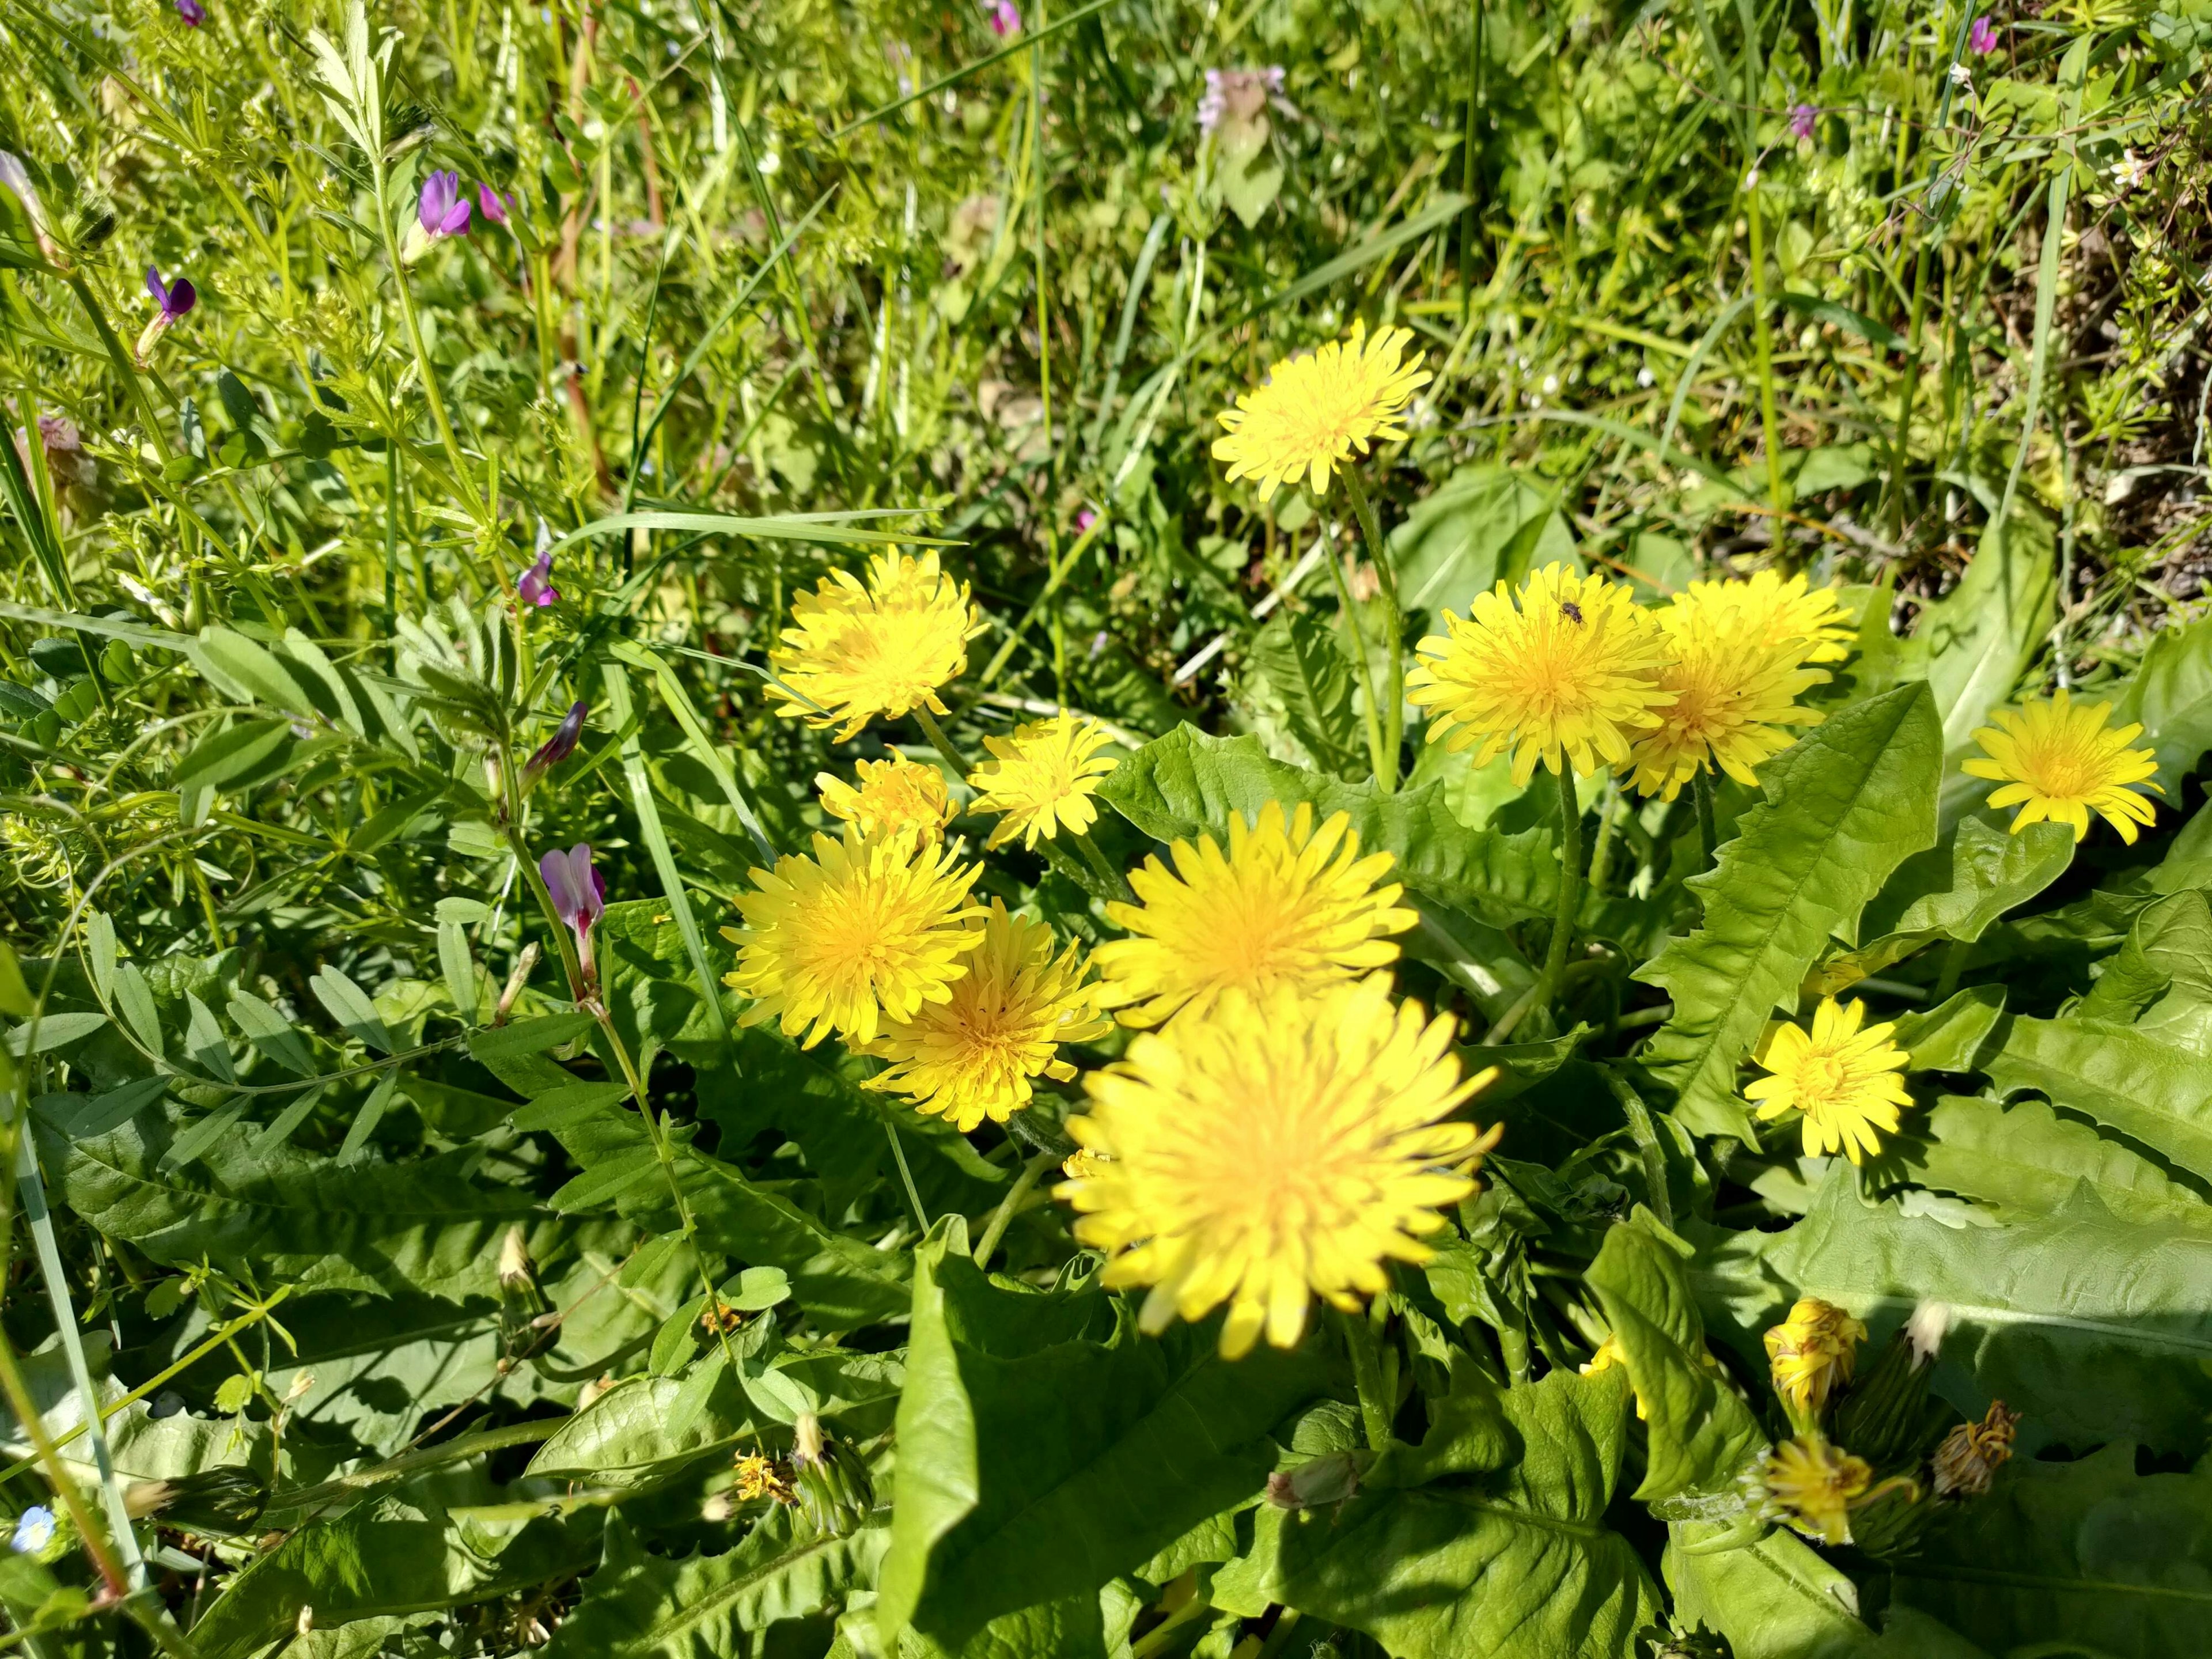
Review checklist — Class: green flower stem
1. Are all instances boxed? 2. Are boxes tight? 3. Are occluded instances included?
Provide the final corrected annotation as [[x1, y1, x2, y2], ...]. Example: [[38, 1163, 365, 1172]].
[[1691, 770, 1719, 872], [1339, 1304, 1394, 1451], [885, 1121, 931, 1231], [1069, 827, 1135, 904], [1586, 779, 1622, 895], [973, 1151, 1055, 1268], [1525, 763, 1587, 1037], [372, 160, 484, 527], [1745, 181, 1787, 519], [912, 704, 974, 776], [1601, 1066, 1672, 1230], [1323, 521, 1391, 787], [1340, 466, 1403, 794]]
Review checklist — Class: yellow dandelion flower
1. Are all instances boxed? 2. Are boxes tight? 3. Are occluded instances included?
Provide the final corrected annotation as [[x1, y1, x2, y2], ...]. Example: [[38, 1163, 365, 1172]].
[[1746, 996, 1914, 1165], [1059, 974, 1500, 1358], [766, 550, 986, 742], [1062, 1147, 1111, 1182], [1211, 320, 1431, 501], [1961, 690, 2161, 844], [1763, 1297, 1868, 1422], [732, 1452, 794, 1504], [966, 714, 1119, 851], [724, 823, 986, 1049], [1932, 1400, 2019, 1499], [863, 900, 1111, 1132], [1092, 801, 1415, 1030], [1760, 1436, 1874, 1546], [1624, 610, 1828, 801], [1579, 1335, 1647, 1420], [1675, 569, 1857, 664], [1406, 563, 1675, 785], [816, 756, 953, 842]]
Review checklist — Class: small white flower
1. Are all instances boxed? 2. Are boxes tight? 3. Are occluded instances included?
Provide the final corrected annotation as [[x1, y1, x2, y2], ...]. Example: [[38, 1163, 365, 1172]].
[[757, 151, 781, 176], [2113, 148, 2152, 190], [1637, 366, 1657, 388], [1541, 373, 1560, 396], [1948, 62, 1972, 87]]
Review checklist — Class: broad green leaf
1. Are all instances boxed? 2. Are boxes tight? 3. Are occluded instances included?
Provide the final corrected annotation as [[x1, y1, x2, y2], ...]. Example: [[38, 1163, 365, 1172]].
[[1696, 1168, 2212, 1453], [1391, 462, 1574, 631], [2074, 886, 2212, 1032], [876, 1225, 1332, 1651], [1917, 506, 2056, 828], [1894, 1442, 2212, 1656], [1218, 1368, 1661, 1658], [1586, 1213, 1766, 1503], [1637, 684, 1942, 1139], [1664, 1521, 1878, 1659], [1251, 608, 1363, 778], [43, 1105, 547, 1299], [1986, 1013, 2212, 1181], [2115, 611, 2212, 796], [527, 1373, 754, 1490], [1903, 1095, 2212, 1226], [1099, 725, 1561, 926], [1820, 818, 2074, 992], [311, 965, 394, 1053], [190, 1498, 593, 1659], [547, 1510, 884, 1658], [1889, 985, 2005, 1071]]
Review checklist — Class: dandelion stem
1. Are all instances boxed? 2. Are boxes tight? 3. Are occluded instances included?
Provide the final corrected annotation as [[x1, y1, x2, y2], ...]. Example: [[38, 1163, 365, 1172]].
[[1526, 763, 1586, 1037], [1339, 1304, 1393, 1452], [1069, 828, 1135, 904], [1341, 467, 1402, 794], [1602, 1066, 1672, 1230], [912, 705, 974, 777], [1691, 770, 1718, 871], [885, 1122, 930, 1232], [974, 1152, 1054, 1268], [1323, 515, 1391, 787]]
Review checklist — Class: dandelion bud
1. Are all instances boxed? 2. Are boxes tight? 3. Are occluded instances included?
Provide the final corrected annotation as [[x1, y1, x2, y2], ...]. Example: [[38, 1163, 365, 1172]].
[[297, 1607, 314, 1637], [701, 1492, 735, 1522], [788, 1413, 871, 1536], [497, 1225, 535, 1290], [1263, 1449, 1367, 1510], [1906, 1301, 1950, 1365], [1763, 1297, 1866, 1430]]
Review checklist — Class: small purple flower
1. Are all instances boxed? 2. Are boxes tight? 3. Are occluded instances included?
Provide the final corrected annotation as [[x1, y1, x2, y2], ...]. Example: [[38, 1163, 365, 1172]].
[[1790, 103, 1817, 140], [1968, 14, 1997, 52], [176, 0, 206, 24], [146, 267, 196, 320], [988, 0, 1020, 35], [1198, 70, 1226, 134], [540, 843, 606, 986], [418, 171, 472, 238], [477, 183, 509, 226], [524, 701, 587, 788], [517, 547, 558, 608], [1076, 507, 1099, 534]]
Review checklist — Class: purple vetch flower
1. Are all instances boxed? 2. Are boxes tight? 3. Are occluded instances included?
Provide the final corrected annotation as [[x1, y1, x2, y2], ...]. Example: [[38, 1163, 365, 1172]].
[[517, 546, 558, 608], [176, 0, 206, 24], [477, 183, 510, 226], [134, 268, 197, 363], [1790, 103, 1817, 140], [1968, 14, 1997, 52], [419, 171, 472, 237], [540, 843, 606, 987], [987, 0, 1020, 35], [524, 700, 587, 788], [1075, 507, 1099, 535]]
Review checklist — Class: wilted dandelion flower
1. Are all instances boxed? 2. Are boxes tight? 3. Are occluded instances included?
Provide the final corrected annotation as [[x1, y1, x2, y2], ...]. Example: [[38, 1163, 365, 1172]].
[[1211, 320, 1430, 500], [1759, 1436, 1875, 1546], [766, 551, 985, 742], [1763, 1297, 1868, 1420], [725, 824, 985, 1048], [1673, 569, 1855, 664], [966, 713, 1118, 850], [1093, 801, 1413, 1029], [1406, 563, 1673, 785], [1060, 974, 1499, 1358], [1932, 1401, 2018, 1498], [864, 900, 1109, 1131], [1747, 996, 1912, 1165], [816, 756, 953, 843], [732, 1452, 794, 1504], [1623, 611, 1827, 800], [1961, 690, 2160, 843]]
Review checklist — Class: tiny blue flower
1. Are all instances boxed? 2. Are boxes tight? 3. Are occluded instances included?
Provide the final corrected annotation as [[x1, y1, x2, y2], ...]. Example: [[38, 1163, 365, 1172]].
[[12, 1506, 55, 1554]]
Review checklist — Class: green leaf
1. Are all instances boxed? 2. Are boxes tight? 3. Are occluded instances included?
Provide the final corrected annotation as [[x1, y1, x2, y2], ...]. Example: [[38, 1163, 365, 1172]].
[[1893, 1443, 2212, 1656], [1824, 818, 2075, 991], [1391, 463, 1573, 632], [469, 1011, 597, 1066], [226, 988, 317, 1076], [548, 1510, 882, 1658], [1903, 1094, 2212, 1226], [1696, 1168, 2212, 1454], [5, 1010, 108, 1055], [1637, 684, 1942, 1139], [32, 1075, 167, 1138], [1251, 609, 1363, 779], [1663, 1521, 1880, 1659], [1218, 1368, 1662, 1658], [1889, 985, 2006, 1071], [1099, 725, 1561, 926], [1917, 505, 2056, 828], [310, 965, 394, 1053], [187, 624, 317, 717], [1586, 1213, 1766, 1503], [876, 1225, 1333, 1650], [170, 717, 298, 793], [437, 921, 478, 1023], [113, 960, 164, 1057], [189, 1498, 594, 1659], [2115, 612, 2212, 796], [0, 940, 32, 1020], [527, 1373, 755, 1490]]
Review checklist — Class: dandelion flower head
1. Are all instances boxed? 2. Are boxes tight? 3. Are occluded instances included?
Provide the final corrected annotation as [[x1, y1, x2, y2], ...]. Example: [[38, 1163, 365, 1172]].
[[1623, 608, 1827, 801], [1962, 690, 2161, 844], [1060, 973, 1499, 1358], [766, 550, 985, 741], [1747, 996, 1912, 1165], [863, 900, 1110, 1132], [1211, 320, 1430, 501], [725, 823, 985, 1048], [1675, 569, 1857, 664], [1763, 1297, 1867, 1422], [1932, 1401, 2019, 1498], [1760, 1436, 1874, 1546], [967, 713, 1119, 851], [1092, 801, 1414, 1029], [816, 756, 954, 843], [1406, 563, 1675, 785]]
